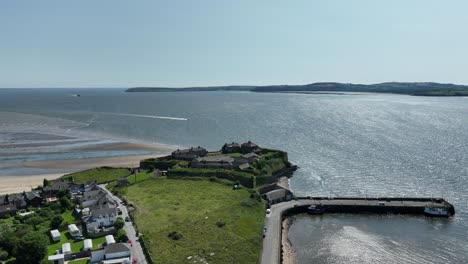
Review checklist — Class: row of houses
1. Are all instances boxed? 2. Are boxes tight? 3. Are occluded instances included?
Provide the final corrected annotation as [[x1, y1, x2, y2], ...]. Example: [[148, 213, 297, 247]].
[[171, 141, 260, 161], [0, 190, 44, 217], [189, 152, 260, 170]]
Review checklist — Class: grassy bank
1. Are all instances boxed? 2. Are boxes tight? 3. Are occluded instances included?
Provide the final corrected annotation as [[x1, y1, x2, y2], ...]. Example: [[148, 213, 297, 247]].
[[62, 167, 131, 184], [123, 177, 264, 264]]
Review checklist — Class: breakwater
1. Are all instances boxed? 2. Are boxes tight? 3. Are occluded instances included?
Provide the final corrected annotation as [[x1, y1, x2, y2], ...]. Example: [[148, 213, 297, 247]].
[[284, 196, 455, 216], [261, 197, 455, 264]]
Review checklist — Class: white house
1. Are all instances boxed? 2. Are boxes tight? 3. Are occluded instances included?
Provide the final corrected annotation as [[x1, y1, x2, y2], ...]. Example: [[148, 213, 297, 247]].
[[86, 207, 117, 233], [68, 224, 82, 237], [83, 239, 93, 251], [62, 243, 71, 255], [50, 229, 61, 242], [105, 235, 116, 245], [48, 253, 65, 264]]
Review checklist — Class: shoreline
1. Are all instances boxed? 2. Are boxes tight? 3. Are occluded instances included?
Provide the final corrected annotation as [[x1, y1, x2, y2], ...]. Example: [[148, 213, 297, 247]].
[[0, 153, 165, 194], [281, 217, 296, 264]]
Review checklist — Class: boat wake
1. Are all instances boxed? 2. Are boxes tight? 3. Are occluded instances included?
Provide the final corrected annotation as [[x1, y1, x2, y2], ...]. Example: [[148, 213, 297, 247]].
[[101, 112, 188, 121]]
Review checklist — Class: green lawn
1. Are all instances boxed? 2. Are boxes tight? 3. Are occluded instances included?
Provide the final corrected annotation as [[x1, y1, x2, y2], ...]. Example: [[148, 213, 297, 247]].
[[127, 170, 152, 184], [47, 231, 107, 256], [62, 168, 131, 184], [68, 259, 89, 264], [124, 177, 264, 264]]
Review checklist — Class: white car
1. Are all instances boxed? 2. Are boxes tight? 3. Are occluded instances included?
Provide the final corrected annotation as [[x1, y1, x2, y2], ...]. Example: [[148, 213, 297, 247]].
[[266, 209, 271, 214]]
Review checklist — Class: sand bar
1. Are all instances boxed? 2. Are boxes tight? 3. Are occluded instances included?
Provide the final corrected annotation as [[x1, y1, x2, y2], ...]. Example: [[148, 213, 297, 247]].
[[0, 154, 165, 194]]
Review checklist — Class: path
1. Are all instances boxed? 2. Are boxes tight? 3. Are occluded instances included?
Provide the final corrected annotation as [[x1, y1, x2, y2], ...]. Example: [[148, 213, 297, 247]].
[[100, 184, 148, 264]]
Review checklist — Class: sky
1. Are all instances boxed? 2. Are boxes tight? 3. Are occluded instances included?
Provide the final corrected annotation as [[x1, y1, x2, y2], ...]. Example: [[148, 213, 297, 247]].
[[1, 0, 468, 88]]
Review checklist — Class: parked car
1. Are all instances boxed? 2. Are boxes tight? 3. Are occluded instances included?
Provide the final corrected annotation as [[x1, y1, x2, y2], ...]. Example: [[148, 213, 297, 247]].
[[125, 216, 131, 222], [263, 227, 267, 238], [266, 208, 271, 214]]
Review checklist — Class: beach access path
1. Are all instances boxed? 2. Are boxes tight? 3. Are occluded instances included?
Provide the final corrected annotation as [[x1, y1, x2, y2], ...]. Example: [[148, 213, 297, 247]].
[[100, 184, 147, 264]]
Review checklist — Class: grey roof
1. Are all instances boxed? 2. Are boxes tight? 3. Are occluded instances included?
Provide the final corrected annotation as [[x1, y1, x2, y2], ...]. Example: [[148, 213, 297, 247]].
[[91, 207, 117, 218], [238, 163, 250, 170], [0, 204, 17, 213], [105, 243, 130, 254], [195, 155, 234, 163], [241, 141, 258, 148], [173, 147, 206, 155], [265, 189, 289, 201], [243, 153, 259, 159], [25, 191, 42, 200]]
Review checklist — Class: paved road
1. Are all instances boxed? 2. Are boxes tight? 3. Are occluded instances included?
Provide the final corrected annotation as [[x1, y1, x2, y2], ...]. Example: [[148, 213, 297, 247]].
[[100, 184, 147, 264], [260, 200, 310, 264]]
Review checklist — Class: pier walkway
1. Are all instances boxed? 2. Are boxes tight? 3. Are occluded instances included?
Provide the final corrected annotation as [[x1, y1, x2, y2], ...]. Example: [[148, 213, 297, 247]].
[[260, 197, 454, 264]]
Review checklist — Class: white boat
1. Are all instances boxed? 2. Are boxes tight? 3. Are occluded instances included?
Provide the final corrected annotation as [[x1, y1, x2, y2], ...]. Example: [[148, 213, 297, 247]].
[[424, 207, 450, 217]]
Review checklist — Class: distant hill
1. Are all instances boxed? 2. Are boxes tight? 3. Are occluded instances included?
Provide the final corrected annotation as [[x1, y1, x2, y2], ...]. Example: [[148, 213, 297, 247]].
[[126, 82, 468, 96]]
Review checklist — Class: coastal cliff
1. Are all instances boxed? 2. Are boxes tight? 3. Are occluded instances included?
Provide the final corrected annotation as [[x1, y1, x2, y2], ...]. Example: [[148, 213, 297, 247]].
[[126, 82, 468, 96]]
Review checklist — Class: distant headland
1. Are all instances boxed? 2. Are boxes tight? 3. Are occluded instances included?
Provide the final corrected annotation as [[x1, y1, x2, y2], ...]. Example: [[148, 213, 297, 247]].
[[126, 82, 468, 96]]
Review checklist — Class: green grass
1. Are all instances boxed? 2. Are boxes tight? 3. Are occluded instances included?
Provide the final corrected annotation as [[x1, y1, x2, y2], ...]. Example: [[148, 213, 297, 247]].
[[68, 259, 89, 264], [127, 170, 153, 184], [47, 231, 107, 256], [62, 168, 131, 184], [61, 210, 76, 224], [124, 177, 264, 264]]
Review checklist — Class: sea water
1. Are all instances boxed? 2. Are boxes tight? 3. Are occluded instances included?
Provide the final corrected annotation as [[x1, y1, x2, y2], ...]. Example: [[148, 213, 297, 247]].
[[0, 88, 466, 262]]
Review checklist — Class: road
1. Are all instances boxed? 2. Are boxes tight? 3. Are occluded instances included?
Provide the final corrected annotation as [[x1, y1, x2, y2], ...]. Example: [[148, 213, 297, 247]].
[[260, 200, 311, 264], [100, 184, 148, 264]]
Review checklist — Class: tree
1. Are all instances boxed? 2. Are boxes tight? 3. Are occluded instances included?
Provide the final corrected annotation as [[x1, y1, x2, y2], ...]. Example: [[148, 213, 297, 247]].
[[50, 215, 64, 229], [116, 229, 128, 242], [59, 197, 73, 210], [114, 217, 125, 230], [43, 179, 49, 187], [14, 232, 48, 264]]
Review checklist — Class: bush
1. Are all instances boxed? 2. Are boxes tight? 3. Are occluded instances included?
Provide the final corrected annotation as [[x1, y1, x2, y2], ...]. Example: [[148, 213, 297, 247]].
[[114, 218, 125, 230], [215, 221, 225, 228], [14, 232, 48, 263], [50, 215, 64, 229], [167, 231, 183, 240], [0, 249, 8, 260], [116, 229, 128, 242]]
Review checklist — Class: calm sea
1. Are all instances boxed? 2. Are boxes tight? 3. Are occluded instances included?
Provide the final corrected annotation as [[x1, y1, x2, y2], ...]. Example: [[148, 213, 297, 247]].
[[0, 89, 467, 263]]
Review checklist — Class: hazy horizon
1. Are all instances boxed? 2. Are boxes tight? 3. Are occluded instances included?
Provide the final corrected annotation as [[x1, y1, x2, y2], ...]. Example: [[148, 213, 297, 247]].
[[1, 0, 468, 88]]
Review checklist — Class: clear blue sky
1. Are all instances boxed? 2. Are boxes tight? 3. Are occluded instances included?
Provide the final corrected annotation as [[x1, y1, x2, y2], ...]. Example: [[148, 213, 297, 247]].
[[1, 0, 467, 88]]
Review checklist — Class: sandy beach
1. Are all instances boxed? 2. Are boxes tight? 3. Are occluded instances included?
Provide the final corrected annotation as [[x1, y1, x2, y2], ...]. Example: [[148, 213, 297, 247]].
[[0, 154, 165, 194], [0, 140, 172, 194]]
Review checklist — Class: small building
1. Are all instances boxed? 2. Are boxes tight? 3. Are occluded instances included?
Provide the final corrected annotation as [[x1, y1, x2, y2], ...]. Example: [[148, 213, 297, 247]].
[[0, 204, 18, 217], [68, 224, 82, 238], [241, 141, 259, 154], [242, 152, 259, 162], [238, 163, 250, 170], [190, 155, 235, 169], [50, 229, 61, 242], [24, 191, 43, 207], [48, 253, 65, 264], [104, 243, 131, 261], [172, 146, 208, 160], [105, 235, 116, 245], [222, 142, 241, 154], [43, 179, 71, 195], [62, 243, 71, 254], [83, 239, 93, 251], [264, 188, 293, 205]]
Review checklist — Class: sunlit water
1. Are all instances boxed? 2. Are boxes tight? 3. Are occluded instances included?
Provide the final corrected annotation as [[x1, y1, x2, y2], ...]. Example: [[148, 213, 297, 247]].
[[0, 89, 467, 262]]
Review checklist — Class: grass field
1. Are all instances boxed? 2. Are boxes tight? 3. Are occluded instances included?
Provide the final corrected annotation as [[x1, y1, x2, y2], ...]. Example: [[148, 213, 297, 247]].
[[62, 168, 131, 184], [124, 177, 264, 264], [47, 231, 106, 256]]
